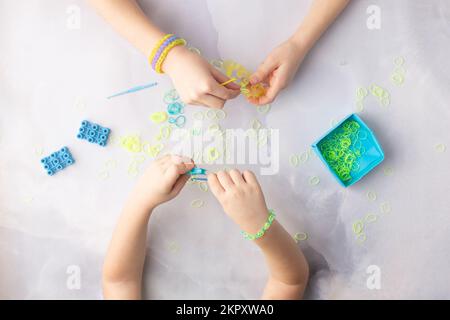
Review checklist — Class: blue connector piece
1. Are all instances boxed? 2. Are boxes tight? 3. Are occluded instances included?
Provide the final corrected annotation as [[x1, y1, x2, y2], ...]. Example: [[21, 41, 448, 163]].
[[188, 167, 207, 175], [77, 120, 110, 147], [40, 147, 75, 176]]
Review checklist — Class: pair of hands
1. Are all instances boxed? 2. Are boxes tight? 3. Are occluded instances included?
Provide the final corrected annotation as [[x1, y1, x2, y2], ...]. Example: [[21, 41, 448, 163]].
[[163, 38, 307, 108], [129, 155, 269, 233]]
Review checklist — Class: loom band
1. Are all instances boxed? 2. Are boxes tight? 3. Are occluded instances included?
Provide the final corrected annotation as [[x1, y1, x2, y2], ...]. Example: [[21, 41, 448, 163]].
[[435, 143, 446, 153], [289, 155, 300, 167], [324, 150, 338, 161], [293, 232, 308, 243], [383, 167, 393, 176], [159, 125, 172, 139], [391, 73, 404, 85], [380, 96, 390, 107], [341, 173, 352, 182], [190, 199, 205, 208], [193, 111, 204, 121], [394, 56, 405, 67], [149, 111, 168, 124], [340, 138, 352, 149], [167, 102, 184, 115], [215, 109, 226, 120], [356, 87, 369, 100], [370, 85, 384, 97], [355, 101, 364, 112], [393, 66, 406, 75], [240, 87, 250, 96], [380, 202, 391, 214], [167, 241, 179, 253], [208, 123, 221, 133], [209, 59, 224, 69], [344, 153, 357, 164], [352, 220, 364, 234], [163, 89, 180, 104], [206, 109, 217, 120], [251, 119, 262, 130], [366, 191, 377, 201], [257, 104, 271, 114], [364, 213, 378, 224], [206, 147, 220, 162], [188, 46, 201, 55], [198, 181, 208, 192], [222, 60, 236, 76], [309, 176, 320, 186], [236, 66, 251, 79], [169, 115, 186, 128], [356, 233, 367, 244]]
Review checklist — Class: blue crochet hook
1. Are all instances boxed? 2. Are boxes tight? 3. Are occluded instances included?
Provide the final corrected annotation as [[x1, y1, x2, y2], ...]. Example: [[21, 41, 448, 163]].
[[107, 82, 158, 99]]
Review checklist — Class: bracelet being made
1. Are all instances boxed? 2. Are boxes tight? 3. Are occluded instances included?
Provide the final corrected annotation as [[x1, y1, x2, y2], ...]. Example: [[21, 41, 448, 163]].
[[148, 34, 186, 74], [241, 209, 276, 240]]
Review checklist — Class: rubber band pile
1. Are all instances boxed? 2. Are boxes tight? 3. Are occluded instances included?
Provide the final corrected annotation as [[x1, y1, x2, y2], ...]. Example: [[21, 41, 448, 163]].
[[318, 119, 366, 184], [164, 89, 186, 128]]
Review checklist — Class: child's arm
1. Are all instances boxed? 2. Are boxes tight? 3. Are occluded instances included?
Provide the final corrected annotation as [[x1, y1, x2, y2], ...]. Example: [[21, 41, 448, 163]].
[[102, 155, 194, 299], [249, 0, 350, 105], [207, 170, 309, 299], [88, 0, 240, 108]]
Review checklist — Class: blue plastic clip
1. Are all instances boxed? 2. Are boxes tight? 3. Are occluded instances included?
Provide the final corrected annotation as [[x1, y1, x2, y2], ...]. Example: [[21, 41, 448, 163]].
[[41, 146, 75, 176], [188, 167, 207, 175], [77, 120, 111, 147]]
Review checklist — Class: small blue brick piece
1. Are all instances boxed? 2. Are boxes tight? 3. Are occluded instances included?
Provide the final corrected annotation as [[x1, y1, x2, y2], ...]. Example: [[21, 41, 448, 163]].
[[77, 120, 110, 147], [40, 146, 75, 176]]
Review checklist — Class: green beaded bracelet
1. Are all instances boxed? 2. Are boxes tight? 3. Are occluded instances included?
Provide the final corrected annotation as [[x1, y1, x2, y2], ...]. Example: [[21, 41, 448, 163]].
[[241, 209, 276, 240]]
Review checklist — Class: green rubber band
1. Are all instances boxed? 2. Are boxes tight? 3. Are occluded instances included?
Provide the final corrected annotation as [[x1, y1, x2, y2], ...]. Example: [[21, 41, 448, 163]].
[[241, 209, 276, 240]]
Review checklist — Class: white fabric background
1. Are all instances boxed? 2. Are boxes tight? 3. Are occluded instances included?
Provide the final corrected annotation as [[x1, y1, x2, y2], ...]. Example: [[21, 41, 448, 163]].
[[0, 0, 449, 299]]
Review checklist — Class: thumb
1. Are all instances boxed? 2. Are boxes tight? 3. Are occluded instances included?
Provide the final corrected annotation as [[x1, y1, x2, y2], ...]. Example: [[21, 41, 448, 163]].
[[250, 58, 277, 85]]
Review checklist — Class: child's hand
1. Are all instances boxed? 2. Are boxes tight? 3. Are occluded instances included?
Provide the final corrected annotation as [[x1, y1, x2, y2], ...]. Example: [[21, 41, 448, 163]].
[[208, 169, 269, 234], [248, 39, 307, 105], [128, 155, 195, 211], [163, 46, 241, 109]]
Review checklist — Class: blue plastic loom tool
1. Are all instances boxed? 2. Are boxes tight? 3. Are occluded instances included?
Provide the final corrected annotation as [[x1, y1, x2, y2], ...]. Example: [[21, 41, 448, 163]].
[[188, 167, 207, 175], [107, 82, 158, 99]]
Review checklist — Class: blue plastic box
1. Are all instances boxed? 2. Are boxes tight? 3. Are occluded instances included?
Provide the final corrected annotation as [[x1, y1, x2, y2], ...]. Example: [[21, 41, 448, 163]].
[[312, 114, 384, 187]]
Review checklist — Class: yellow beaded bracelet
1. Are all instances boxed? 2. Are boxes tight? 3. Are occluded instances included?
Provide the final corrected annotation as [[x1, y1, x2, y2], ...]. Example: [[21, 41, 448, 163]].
[[148, 34, 173, 67], [154, 38, 186, 73]]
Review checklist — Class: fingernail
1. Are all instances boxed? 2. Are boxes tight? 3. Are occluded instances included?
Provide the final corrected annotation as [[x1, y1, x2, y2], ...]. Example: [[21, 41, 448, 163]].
[[250, 76, 259, 85]]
